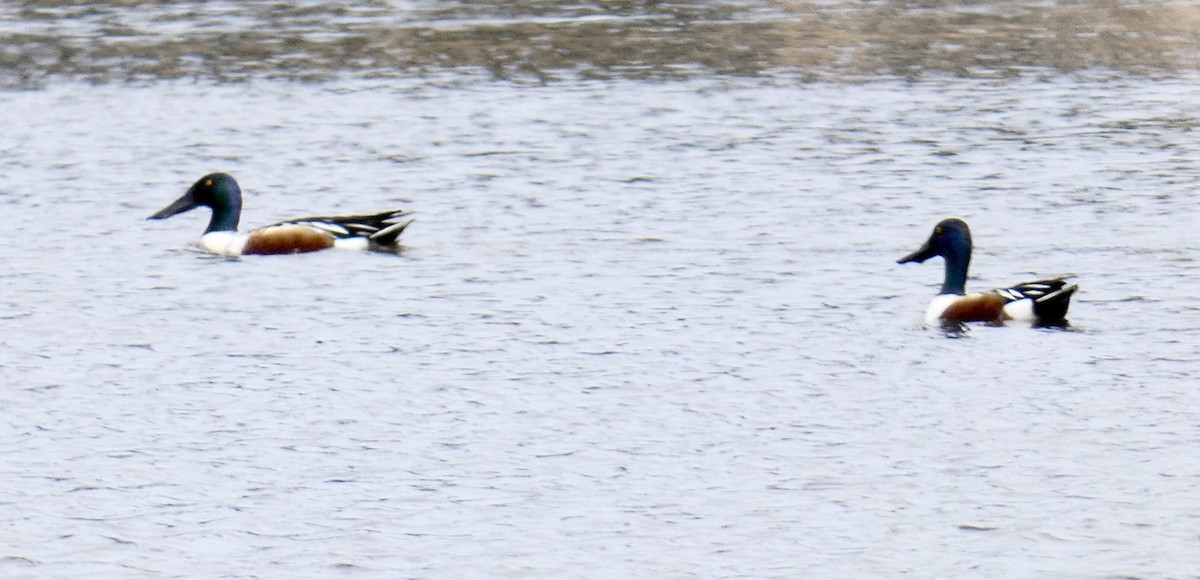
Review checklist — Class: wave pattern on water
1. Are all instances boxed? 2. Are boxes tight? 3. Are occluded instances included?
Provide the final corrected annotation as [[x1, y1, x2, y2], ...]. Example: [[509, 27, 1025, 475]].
[[2, 73, 1200, 577], [2, 0, 1200, 87]]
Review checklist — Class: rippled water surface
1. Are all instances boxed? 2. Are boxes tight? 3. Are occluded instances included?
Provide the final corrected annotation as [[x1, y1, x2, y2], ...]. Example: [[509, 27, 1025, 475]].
[[3, 2, 1200, 579], [4, 0, 1200, 85]]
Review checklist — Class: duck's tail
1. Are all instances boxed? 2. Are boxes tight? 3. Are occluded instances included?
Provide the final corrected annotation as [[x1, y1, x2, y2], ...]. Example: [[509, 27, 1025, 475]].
[[368, 216, 414, 251], [1023, 278, 1078, 325]]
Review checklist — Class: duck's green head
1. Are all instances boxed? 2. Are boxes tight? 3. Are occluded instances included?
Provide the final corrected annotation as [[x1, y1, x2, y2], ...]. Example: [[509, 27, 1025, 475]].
[[149, 173, 243, 233], [897, 217, 973, 295]]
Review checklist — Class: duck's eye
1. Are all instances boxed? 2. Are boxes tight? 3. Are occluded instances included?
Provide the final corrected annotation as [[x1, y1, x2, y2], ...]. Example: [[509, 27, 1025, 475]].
[[935, 226, 943, 235], [204, 179, 213, 187]]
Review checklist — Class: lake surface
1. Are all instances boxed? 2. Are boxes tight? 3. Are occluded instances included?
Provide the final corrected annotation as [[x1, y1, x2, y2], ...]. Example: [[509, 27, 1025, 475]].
[[2, 2, 1200, 578]]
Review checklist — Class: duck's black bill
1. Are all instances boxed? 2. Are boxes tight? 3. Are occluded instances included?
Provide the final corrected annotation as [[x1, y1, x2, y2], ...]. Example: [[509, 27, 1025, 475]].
[[148, 193, 199, 220], [897, 241, 937, 264]]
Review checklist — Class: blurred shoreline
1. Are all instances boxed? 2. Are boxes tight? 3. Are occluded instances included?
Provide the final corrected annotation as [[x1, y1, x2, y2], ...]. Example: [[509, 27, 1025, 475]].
[[3, 1, 1200, 87]]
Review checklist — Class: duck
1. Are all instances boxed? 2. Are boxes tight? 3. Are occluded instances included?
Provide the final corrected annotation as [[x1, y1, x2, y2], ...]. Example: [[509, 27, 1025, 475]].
[[148, 173, 412, 256], [897, 218, 1078, 326]]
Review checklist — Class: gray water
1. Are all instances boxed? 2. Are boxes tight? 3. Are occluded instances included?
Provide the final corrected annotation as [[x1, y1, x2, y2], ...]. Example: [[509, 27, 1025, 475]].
[[4, 2, 1200, 579]]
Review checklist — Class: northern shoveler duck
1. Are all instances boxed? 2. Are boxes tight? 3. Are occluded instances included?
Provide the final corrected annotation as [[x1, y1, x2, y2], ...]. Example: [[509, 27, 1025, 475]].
[[897, 218, 1078, 326], [148, 173, 412, 256]]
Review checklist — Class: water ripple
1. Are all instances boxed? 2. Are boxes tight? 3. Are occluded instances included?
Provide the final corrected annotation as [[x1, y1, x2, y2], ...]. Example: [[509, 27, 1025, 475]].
[[1, 71, 1200, 577]]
